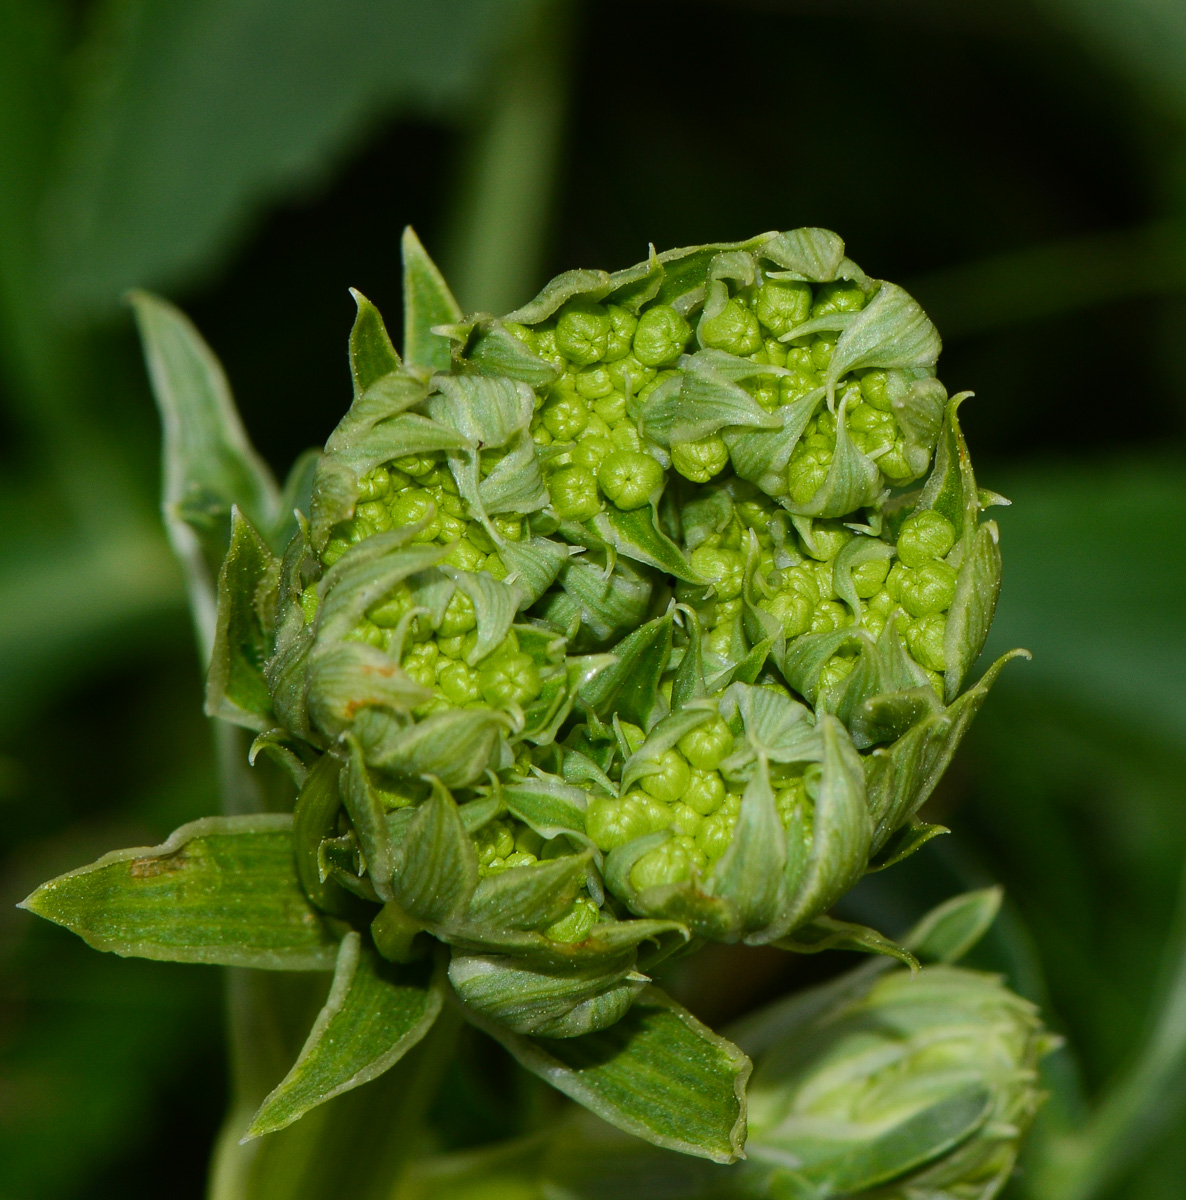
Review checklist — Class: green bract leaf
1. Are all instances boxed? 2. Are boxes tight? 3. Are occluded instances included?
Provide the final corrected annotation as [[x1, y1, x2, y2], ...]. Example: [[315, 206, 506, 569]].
[[867, 818, 949, 871], [904, 886, 1003, 964], [206, 508, 279, 730], [724, 388, 825, 498], [388, 781, 479, 924], [545, 555, 653, 645], [498, 536, 570, 607], [467, 320, 562, 385], [578, 612, 672, 728], [292, 753, 361, 920], [774, 914, 918, 970], [588, 507, 703, 583], [761, 227, 848, 280], [823, 282, 942, 404], [473, 985, 751, 1163], [401, 226, 461, 373], [341, 735, 397, 902], [246, 934, 445, 1138], [466, 852, 593, 932], [359, 707, 511, 789], [347, 287, 402, 390], [449, 953, 645, 1037], [504, 267, 611, 324], [775, 714, 872, 940], [20, 815, 338, 969], [943, 519, 1002, 701], [502, 775, 592, 846], [916, 392, 979, 544], [786, 399, 882, 518], [131, 291, 281, 652], [640, 355, 781, 446], [709, 764, 786, 933]]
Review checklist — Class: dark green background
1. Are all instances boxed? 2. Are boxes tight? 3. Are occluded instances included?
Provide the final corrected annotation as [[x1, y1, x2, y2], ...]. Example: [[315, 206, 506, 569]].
[[2, 2, 1184, 1197]]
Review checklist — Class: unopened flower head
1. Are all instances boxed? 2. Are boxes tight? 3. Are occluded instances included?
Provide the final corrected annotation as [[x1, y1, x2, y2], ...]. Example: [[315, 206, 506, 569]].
[[745, 964, 1055, 1199], [214, 229, 1013, 1029]]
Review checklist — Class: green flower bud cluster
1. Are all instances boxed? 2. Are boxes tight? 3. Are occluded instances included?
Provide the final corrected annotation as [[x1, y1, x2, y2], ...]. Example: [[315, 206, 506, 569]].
[[580, 714, 818, 894], [502, 239, 943, 530], [25, 256, 1029, 1168], [322, 457, 514, 575], [682, 478, 960, 695], [201, 229, 1012, 1032]]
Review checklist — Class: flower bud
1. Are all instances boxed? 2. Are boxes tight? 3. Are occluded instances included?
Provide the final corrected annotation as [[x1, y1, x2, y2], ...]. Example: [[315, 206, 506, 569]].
[[632, 304, 693, 366], [746, 964, 1051, 1199]]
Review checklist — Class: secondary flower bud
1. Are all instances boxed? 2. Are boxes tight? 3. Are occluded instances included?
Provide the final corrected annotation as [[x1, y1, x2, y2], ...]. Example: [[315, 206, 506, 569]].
[[746, 964, 1052, 1199]]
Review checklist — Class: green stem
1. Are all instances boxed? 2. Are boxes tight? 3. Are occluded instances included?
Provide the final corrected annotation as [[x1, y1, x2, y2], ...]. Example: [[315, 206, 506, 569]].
[[1025, 861, 1186, 1200], [441, 0, 573, 315], [906, 220, 1186, 339]]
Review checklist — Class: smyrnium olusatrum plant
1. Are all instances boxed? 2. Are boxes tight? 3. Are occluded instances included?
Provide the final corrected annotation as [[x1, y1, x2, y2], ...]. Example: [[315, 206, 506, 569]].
[[20, 228, 1042, 1174]]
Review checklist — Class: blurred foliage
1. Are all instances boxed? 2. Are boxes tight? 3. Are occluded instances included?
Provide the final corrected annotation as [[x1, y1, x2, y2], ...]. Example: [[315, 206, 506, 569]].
[[1, 0, 1184, 1198]]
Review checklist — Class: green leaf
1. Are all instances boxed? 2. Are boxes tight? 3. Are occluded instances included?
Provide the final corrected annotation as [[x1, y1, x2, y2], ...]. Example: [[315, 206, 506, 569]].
[[720, 682, 820, 767], [341, 735, 396, 902], [473, 985, 751, 1163], [944, 520, 1002, 702], [866, 818, 949, 871], [776, 714, 872, 939], [401, 226, 462, 372], [360, 706, 511, 789], [478, 430, 549, 516], [292, 753, 360, 919], [466, 852, 593, 931], [823, 281, 941, 404], [388, 781, 479, 924], [504, 267, 611, 324], [206, 508, 279, 730], [130, 291, 280, 654], [619, 706, 715, 793], [48, 1, 525, 316], [578, 612, 672, 728], [466, 320, 561, 386], [904, 887, 1003, 964], [724, 388, 825, 498], [310, 413, 468, 547], [443, 917, 686, 971], [710, 766, 787, 934], [449, 953, 644, 1037], [246, 934, 445, 1138], [429, 371, 532, 447], [547, 555, 653, 645], [20, 815, 339, 970], [775, 914, 918, 969], [348, 287, 402, 389], [761, 227, 848, 280], [770, 1085, 993, 1195], [444, 567, 516, 665], [832, 535, 895, 625], [588, 507, 703, 583], [502, 775, 591, 846], [305, 642, 431, 739], [639, 356, 781, 446], [499, 536, 570, 607], [915, 393, 979, 543], [786, 398, 882, 518]]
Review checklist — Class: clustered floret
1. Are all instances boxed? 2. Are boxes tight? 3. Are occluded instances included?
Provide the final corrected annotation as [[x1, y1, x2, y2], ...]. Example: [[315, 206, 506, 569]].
[[257, 228, 1005, 1015]]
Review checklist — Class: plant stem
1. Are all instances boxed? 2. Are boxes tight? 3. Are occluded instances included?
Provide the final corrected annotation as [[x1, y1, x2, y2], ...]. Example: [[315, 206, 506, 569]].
[[1025, 859, 1186, 1200], [906, 220, 1186, 338], [441, 0, 573, 315]]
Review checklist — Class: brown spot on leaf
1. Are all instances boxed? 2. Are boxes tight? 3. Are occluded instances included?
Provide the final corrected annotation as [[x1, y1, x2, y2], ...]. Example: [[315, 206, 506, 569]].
[[130, 850, 189, 878]]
